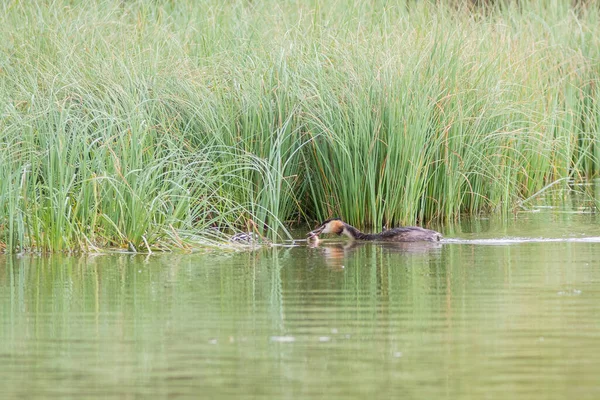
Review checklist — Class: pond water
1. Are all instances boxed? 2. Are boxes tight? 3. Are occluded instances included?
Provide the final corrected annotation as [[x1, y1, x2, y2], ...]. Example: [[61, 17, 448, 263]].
[[1, 210, 600, 399]]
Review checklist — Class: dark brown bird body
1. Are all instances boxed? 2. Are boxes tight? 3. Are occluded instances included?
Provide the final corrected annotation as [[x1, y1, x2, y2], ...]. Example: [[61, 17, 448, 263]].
[[308, 218, 442, 242]]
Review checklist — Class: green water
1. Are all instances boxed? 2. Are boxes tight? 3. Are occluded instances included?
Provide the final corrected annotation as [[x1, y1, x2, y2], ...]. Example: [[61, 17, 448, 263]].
[[2, 212, 600, 399]]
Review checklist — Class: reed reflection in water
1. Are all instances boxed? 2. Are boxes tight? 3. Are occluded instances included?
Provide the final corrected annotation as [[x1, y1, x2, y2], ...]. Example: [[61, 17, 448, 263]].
[[1, 216, 600, 398]]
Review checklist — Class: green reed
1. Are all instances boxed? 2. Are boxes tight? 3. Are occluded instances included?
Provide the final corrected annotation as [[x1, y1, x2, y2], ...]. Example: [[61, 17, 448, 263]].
[[1, 0, 599, 252]]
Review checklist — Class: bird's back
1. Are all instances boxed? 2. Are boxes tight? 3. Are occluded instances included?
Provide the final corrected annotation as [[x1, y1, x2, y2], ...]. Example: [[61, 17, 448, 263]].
[[373, 226, 442, 242]]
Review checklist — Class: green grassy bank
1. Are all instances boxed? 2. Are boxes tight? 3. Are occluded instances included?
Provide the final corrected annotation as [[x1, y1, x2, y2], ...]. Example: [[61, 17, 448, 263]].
[[1, 0, 599, 252]]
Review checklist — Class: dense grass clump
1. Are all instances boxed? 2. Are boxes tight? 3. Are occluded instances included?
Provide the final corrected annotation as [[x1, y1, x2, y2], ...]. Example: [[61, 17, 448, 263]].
[[1, 0, 599, 252]]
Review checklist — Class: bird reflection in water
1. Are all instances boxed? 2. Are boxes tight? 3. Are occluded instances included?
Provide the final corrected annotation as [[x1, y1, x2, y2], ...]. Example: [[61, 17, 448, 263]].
[[307, 237, 442, 270]]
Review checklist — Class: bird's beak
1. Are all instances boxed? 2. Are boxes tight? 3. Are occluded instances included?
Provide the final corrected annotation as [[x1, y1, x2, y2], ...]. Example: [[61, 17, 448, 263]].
[[307, 224, 325, 238]]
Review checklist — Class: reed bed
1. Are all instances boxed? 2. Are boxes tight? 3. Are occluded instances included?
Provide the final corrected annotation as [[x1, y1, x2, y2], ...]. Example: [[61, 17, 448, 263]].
[[1, 0, 599, 252]]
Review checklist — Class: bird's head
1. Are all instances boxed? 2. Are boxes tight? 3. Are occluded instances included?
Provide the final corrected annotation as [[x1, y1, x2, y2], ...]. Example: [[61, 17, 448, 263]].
[[307, 218, 345, 239]]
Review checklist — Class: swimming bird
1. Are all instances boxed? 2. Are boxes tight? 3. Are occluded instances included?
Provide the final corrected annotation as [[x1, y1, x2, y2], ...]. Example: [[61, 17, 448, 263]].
[[307, 218, 442, 242]]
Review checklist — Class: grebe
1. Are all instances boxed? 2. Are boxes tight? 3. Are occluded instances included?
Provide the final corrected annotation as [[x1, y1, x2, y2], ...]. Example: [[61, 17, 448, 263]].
[[307, 218, 442, 242]]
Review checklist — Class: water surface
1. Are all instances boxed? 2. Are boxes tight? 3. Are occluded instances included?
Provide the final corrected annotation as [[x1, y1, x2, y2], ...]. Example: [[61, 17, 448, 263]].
[[1, 211, 600, 399]]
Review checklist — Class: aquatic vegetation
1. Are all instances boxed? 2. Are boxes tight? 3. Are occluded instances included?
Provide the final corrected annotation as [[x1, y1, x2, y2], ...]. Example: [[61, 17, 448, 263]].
[[1, 0, 599, 252]]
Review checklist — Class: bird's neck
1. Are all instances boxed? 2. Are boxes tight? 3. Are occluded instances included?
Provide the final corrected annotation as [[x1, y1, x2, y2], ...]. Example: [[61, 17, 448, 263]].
[[342, 223, 369, 240]]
